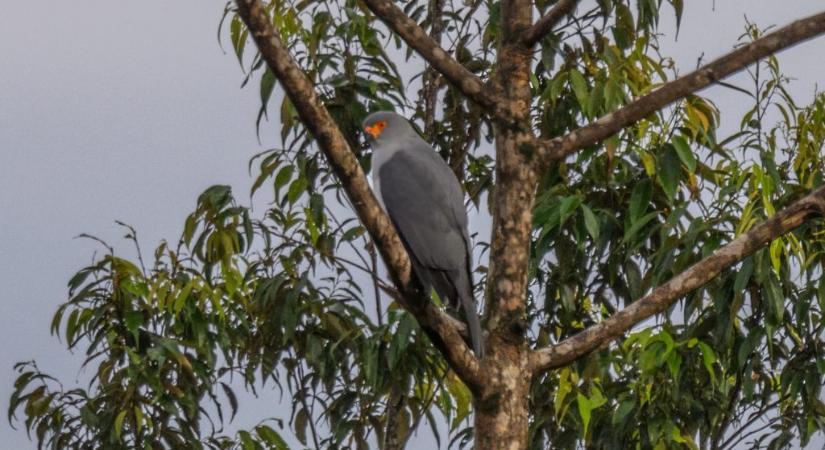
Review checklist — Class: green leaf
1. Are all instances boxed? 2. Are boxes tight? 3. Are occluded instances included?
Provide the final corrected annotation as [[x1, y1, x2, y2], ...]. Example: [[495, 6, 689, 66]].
[[295, 407, 309, 445], [447, 378, 472, 431], [765, 276, 785, 325], [555, 368, 573, 419], [173, 281, 194, 313], [230, 16, 247, 67], [341, 226, 365, 242], [588, 387, 606, 409], [199, 185, 232, 210], [389, 314, 415, 369], [221, 382, 239, 421], [613, 399, 635, 426], [629, 179, 652, 223], [734, 257, 754, 293], [256, 425, 289, 449], [239, 430, 257, 450], [576, 392, 592, 434], [183, 214, 197, 245], [769, 239, 783, 274], [66, 308, 80, 344], [569, 70, 590, 112], [287, 177, 307, 205], [67, 269, 92, 294], [581, 204, 600, 240], [612, 2, 636, 49], [696, 342, 717, 384], [672, 425, 699, 450], [114, 409, 127, 441], [243, 209, 254, 250], [124, 310, 143, 341], [657, 146, 682, 202], [558, 195, 582, 228], [134, 406, 143, 434], [622, 211, 659, 245], [670, 0, 684, 33], [260, 68, 276, 106], [666, 351, 682, 379], [274, 165, 294, 191], [256, 69, 277, 135], [576, 387, 607, 435], [672, 136, 697, 172]]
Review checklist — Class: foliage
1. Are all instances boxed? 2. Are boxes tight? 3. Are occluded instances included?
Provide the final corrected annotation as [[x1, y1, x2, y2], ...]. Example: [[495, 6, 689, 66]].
[[528, 22, 825, 450], [9, 1, 825, 449]]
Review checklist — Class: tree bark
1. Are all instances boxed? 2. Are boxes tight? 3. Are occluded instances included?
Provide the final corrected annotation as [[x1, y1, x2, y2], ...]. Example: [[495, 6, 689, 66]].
[[474, 0, 535, 448], [382, 389, 404, 450], [474, 348, 531, 450]]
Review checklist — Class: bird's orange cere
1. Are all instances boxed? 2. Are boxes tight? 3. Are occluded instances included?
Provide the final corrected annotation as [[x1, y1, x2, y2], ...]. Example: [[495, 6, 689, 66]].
[[364, 120, 387, 139]]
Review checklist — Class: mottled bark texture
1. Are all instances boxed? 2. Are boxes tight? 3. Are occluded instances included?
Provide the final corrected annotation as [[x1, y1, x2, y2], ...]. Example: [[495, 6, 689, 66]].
[[233, 0, 825, 448], [234, 0, 483, 392], [474, 346, 531, 450], [472, 1, 535, 449], [381, 388, 405, 450]]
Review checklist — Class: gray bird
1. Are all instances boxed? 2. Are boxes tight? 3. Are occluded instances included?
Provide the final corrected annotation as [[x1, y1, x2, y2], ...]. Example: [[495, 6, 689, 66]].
[[362, 111, 484, 357]]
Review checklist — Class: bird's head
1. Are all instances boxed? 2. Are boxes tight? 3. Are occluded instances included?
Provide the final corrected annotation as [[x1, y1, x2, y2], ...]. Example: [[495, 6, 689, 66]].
[[361, 111, 415, 144]]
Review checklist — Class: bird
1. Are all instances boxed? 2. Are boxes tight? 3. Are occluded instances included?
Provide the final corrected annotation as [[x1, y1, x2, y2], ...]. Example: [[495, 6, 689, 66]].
[[362, 111, 484, 357]]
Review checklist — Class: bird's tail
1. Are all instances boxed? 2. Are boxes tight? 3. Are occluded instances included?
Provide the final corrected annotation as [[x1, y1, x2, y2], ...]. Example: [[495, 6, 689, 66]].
[[456, 269, 484, 358], [461, 291, 484, 358]]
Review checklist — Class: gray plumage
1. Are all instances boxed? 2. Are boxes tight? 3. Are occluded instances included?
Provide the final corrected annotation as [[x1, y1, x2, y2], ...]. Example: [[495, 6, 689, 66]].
[[362, 111, 484, 357]]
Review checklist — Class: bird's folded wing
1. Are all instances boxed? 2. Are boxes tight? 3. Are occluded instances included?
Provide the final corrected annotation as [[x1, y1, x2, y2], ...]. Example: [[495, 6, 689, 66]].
[[378, 151, 467, 271]]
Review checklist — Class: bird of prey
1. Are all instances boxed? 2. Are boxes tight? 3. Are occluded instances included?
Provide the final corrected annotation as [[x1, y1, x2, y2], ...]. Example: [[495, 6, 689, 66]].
[[362, 111, 484, 357]]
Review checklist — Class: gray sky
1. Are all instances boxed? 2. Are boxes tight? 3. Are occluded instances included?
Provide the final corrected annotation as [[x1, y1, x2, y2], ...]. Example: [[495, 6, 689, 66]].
[[1, 1, 824, 449]]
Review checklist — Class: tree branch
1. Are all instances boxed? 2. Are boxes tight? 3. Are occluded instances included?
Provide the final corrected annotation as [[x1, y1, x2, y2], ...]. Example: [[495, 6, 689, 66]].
[[359, 0, 514, 122], [519, 0, 581, 47], [234, 0, 483, 392], [530, 185, 825, 373], [422, 0, 444, 140], [382, 389, 404, 450], [536, 11, 825, 165]]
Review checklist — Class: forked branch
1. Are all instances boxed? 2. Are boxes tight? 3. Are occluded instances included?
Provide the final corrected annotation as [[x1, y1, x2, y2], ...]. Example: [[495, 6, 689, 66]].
[[234, 0, 483, 392], [520, 0, 581, 47], [359, 0, 514, 123], [530, 185, 825, 373], [536, 11, 825, 165]]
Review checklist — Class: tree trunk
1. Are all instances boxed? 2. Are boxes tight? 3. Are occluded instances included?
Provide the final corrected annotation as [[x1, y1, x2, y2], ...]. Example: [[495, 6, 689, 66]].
[[475, 0, 535, 449], [474, 343, 531, 450]]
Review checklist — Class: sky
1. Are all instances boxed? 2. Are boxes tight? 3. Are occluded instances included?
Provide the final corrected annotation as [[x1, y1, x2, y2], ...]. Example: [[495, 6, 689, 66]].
[[1, 1, 824, 449]]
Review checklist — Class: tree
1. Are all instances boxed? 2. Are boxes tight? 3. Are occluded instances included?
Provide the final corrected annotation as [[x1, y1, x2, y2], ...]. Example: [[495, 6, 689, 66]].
[[9, 0, 825, 449]]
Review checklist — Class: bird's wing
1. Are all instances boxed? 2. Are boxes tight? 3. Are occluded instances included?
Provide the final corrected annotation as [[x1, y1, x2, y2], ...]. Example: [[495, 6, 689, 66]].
[[377, 149, 468, 272], [378, 140, 484, 357]]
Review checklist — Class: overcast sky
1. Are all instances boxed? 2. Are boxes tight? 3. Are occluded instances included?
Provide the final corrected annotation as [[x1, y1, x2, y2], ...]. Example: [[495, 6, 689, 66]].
[[1, 1, 824, 449]]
